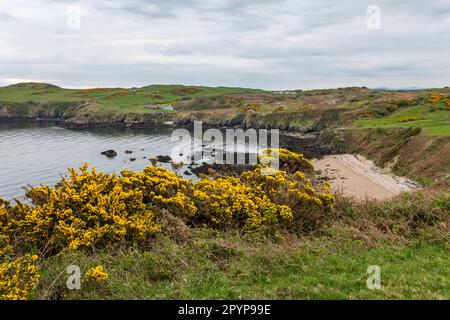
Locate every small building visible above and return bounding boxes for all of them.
[158,104,174,111]
[144,104,174,111]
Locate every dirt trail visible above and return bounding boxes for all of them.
[312,154,419,200]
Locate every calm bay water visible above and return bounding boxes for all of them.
[0,123,180,201]
[0,122,259,201]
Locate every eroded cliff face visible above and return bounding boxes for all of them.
[0,103,9,117]
[0,101,175,127]
[173,108,348,133]
[0,101,81,121]
[341,127,450,184]
[0,96,350,133]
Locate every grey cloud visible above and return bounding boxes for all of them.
[0,12,17,21]
[0,0,449,89]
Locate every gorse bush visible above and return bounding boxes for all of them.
[2,153,330,238]
[1,203,40,301]
[259,148,314,174]
[0,254,39,300]
[242,167,334,230]
[120,166,197,218]
[192,176,293,228]
[84,265,109,282]
[6,165,161,252]
[190,148,332,229]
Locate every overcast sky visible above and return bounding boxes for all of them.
[0,0,449,89]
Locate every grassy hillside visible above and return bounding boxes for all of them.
[1,82,448,183]
[0,83,263,116]
[1,83,449,136]
[355,104,450,136]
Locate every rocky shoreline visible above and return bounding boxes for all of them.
[0,112,344,159]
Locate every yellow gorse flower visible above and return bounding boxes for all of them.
[0,255,39,300]
[84,265,109,282]
[193,176,293,228]
[1,164,161,252]
[259,148,314,174]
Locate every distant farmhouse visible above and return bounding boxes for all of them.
[273,90,297,95]
[145,103,174,111]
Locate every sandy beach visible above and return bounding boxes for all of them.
[312,154,420,200]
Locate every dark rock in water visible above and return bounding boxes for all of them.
[192,163,255,177]
[101,149,117,158]
[125,150,133,154]
[184,170,192,176]
[156,155,172,163]
[130,158,136,162]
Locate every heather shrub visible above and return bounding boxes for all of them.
[332,191,450,244]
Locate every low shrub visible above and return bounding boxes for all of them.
[2,165,161,253]
[0,254,39,300]
[192,176,292,229]
[120,166,197,218]
[259,148,314,174]
[242,167,334,230]
[84,265,109,282]
[332,191,450,244]
[399,117,422,123]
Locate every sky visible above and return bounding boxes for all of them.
[0,0,449,90]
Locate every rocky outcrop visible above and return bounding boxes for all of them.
[156,155,172,163]
[101,150,117,158]
[0,103,11,117]
[0,98,349,133]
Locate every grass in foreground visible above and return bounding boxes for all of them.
[33,233,449,300]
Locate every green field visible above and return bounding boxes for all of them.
[355,104,450,136]
[1,83,449,136]
[0,83,263,114]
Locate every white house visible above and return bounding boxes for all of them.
[145,104,174,111]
